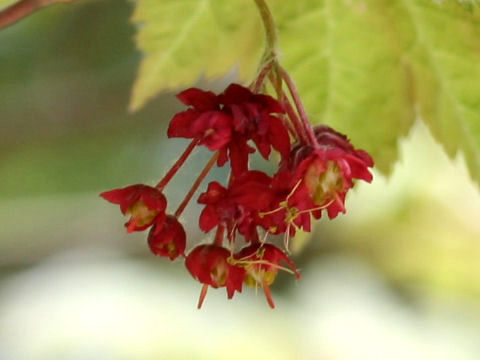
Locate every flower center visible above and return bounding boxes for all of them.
[244,269,277,288]
[127,200,159,227]
[306,161,344,205]
[210,261,228,287]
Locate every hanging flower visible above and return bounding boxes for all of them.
[234,243,300,308]
[185,245,246,308]
[148,215,186,260]
[100,184,167,233]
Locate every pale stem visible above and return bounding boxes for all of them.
[253,0,277,59]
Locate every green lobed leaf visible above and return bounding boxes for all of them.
[131,0,480,185]
[129,0,263,111]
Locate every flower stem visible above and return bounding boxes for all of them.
[174,151,219,218]
[156,138,199,191]
[282,95,308,143]
[214,224,225,246]
[251,59,274,93]
[277,65,318,146]
[268,71,305,142]
[253,0,277,60]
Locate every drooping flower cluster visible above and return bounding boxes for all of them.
[101,68,373,308]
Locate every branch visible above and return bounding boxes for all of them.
[0,0,74,30]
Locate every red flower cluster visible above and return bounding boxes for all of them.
[101,79,373,308]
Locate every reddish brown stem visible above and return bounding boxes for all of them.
[267,72,302,142]
[280,114,296,139]
[174,151,219,218]
[156,138,199,191]
[251,60,274,93]
[282,95,308,144]
[213,224,225,247]
[0,0,73,30]
[277,65,318,147]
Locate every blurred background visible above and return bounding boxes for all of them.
[1,1,480,359]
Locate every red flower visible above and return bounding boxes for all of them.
[100,184,167,232]
[148,215,186,260]
[219,83,290,159]
[168,84,290,176]
[197,181,230,233]
[176,87,219,111]
[185,245,245,308]
[234,243,300,308]
[167,88,232,150]
[198,172,275,242]
[285,126,374,219]
[257,170,314,237]
[168,109,233,151]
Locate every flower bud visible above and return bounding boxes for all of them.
[148,215,186,260]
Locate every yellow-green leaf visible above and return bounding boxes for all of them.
[131,0,480,185]
[129,0,263,112]
[271,0,480,181]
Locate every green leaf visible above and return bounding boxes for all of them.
[271,0,480,181]
[131,0,480,184]
[129,0,263,111]
[454,0,480,12]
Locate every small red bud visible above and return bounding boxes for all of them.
[148,215,186,260]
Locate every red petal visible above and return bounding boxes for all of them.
[267,115,291,158]
[228,137,254,177]
[217,148,229,167]
[198,181,227,204]
[230,104,250,133]
[100,184,142,213]
[229,171,274,209]
[176,88,218,111]
[199,205,220,233]
[226,265,245,299]
[220,83,252,104]
[141,188,167,211]
[262,281,275,309]
[355,149,374,167]
[252,93,285,114]
[191,111,233,150]
[167,109,200,138]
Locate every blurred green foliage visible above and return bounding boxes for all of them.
[0,0,178,198]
